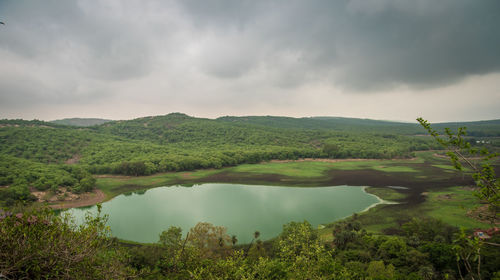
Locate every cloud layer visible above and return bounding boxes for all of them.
[0,0,499,122]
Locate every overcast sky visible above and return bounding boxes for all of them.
[0,0,499,123]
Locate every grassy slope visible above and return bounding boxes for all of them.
[317,185,491,241]
[95,155,432,196]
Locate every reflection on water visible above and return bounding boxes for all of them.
[66,184,381,243]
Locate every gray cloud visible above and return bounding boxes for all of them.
[0,0,499,121]
[178,0,500,89]
[0,0,167,81]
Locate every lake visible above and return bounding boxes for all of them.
[66,184,382,244]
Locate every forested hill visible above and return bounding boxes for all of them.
[50,118,112,127]
[217,115,420,134]
[1,113,500,206]
[433,119,500,136]
[217,115,500,136]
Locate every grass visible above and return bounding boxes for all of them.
[432,164,460,171]
[228,161,333,177]
[423,186,491,229]
[95,155,431,197]
[371,165,417,172]
[95,152,440,194]
[318,187,407,239]
[92,151,493,241]
[365,187,407,201]
[230,157,423,177]
[344,186,491,235]
[328,160,379,171]
[328,160,418,173]
[96,169,223,197]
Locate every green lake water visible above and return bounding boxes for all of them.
[66,184,381,244]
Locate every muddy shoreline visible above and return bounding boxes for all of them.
[48,189,106,210]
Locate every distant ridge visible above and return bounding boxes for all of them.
[50,118,113,127]
[41,114,500,135]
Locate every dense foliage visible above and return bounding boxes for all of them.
[3,208,499,279]
[0,207,135,279]
[0,156,95,206]
[418,118,499,218]
[134,218,500,279]
[50,118,112,127]
[2,114,499,206]
[1,116,500,278]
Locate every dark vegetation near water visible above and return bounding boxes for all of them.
[2,208,500,279]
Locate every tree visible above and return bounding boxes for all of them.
[159,226,182,250]
[417,117,499,219]
[367,260,395,280]
[402,217,457,243]
[418,118,500,280]
[0,207,134,279]
[323,143,340,158]
[276,221,338,278]
[186,222,232,259]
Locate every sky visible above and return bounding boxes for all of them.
[0,0,499,123]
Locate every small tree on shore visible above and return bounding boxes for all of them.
[418,118,500,280]
[417,117,499,218]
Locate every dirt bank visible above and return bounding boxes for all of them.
[49,189,106,210]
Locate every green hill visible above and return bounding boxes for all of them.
[51,118,112,127]
[2,113,499,206]
[218,115,500,136]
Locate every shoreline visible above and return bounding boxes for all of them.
[48,189,107,210]
[361,186,399,213]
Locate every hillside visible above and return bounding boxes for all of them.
[50,118,113,127]
[217,115,420,133]
[2,113,500,279]
[434,119,500,136]
[2,113,500,206]
[218,115,500,136]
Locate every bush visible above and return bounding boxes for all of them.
[0,207,134,279]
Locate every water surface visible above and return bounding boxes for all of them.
[66,184,381,243]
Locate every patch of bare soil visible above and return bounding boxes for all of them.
[31,187,78,203]
[47,189,106,210]
[436,193,454,200]
[467,205,500,225]
[65,154,81,164]
[180,172,193,179]
[95,174,133,179]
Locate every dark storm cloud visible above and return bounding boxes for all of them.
[0,69,110,107]
[1,0,499,89]
[178,0,500,89]
[0,0,499,121]
[0,0,158,81]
